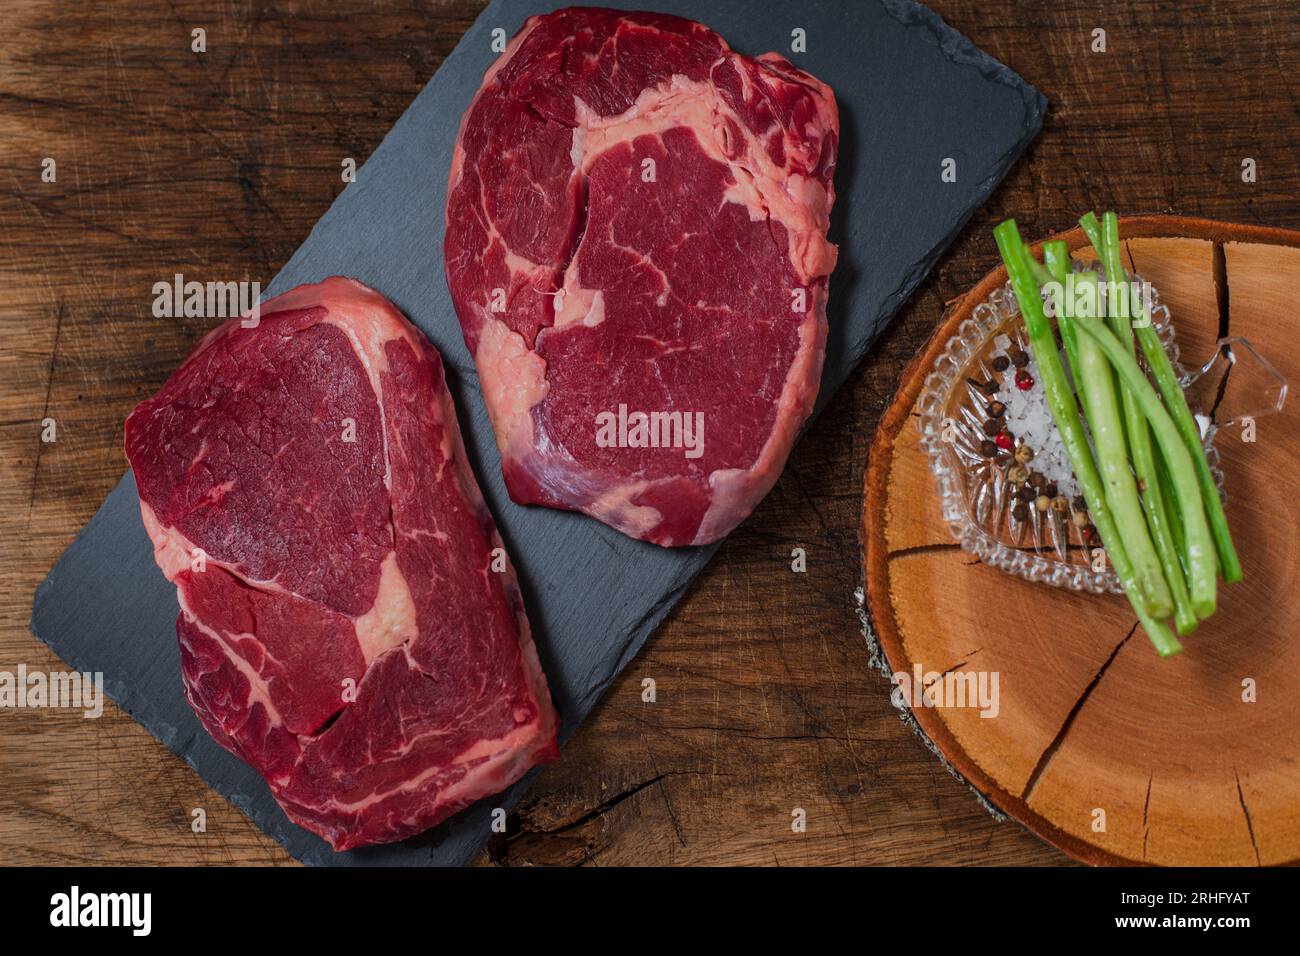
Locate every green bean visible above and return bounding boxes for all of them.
[1079,212,1105,261]
[1042,240,1086,413]
[1096,214,1193,632]
[994,221,1181,655]
[1133,320,1243,584]
[1142,441,1197,634]
[1071,270,1173,619]
[1091,208,1239,581]
[1155,442,1187,561]
[1071,311,1218,618]
[1042,240,1073,280]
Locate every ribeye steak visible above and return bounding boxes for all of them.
[124,277,558,851]
[444,7,839,546]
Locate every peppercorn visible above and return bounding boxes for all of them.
[1012,502,1029,522]
[1014,368,1035,391]
[1017,486,1037,503]
[1072,511,1090,529]
[1042,481,1059,499]
[987,400,1006,418]
[979,439,998,457]
[1051,495,1070,515]
[1014,444,1034,464]
[1072,495,1086,511]
[1007,464,1029,485]
[1028,471,1047,489]
[967,377,997,396]
[982,418,1001,436]
[991,354,1011,372]
[994,432,1014,451]
[1034,494,1051,512]
[1009,348,1030,368]
[1083,524,1099,545]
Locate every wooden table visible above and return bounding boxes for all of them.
[2,0,1296,866]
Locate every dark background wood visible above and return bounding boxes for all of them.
[1,0,1295,866]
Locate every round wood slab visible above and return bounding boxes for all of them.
[863,216,1300,866]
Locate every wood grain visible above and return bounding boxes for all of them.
[2,0,1299,866]
[864,217,1300,865]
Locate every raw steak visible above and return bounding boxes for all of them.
[124,277,558,851]
[444,7,839,546]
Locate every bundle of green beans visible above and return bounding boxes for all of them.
[992,213,1240,656]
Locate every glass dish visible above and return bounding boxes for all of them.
[916,263,1288,594]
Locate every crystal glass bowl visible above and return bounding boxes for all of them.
[916,266,1288,594]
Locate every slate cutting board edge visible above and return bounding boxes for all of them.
[28,0,1045,866]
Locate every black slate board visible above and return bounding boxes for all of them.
[29,0,1044,866]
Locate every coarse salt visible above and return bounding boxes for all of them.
[997,349,1081,498]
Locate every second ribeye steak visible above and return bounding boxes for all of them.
[444,7,839,546]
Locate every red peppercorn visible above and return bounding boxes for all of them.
[1014,368,1035,391]
[994,432,1014,450]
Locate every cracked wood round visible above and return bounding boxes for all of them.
[863,216,1300,866]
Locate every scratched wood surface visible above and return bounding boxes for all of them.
[1,0,1297,866]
